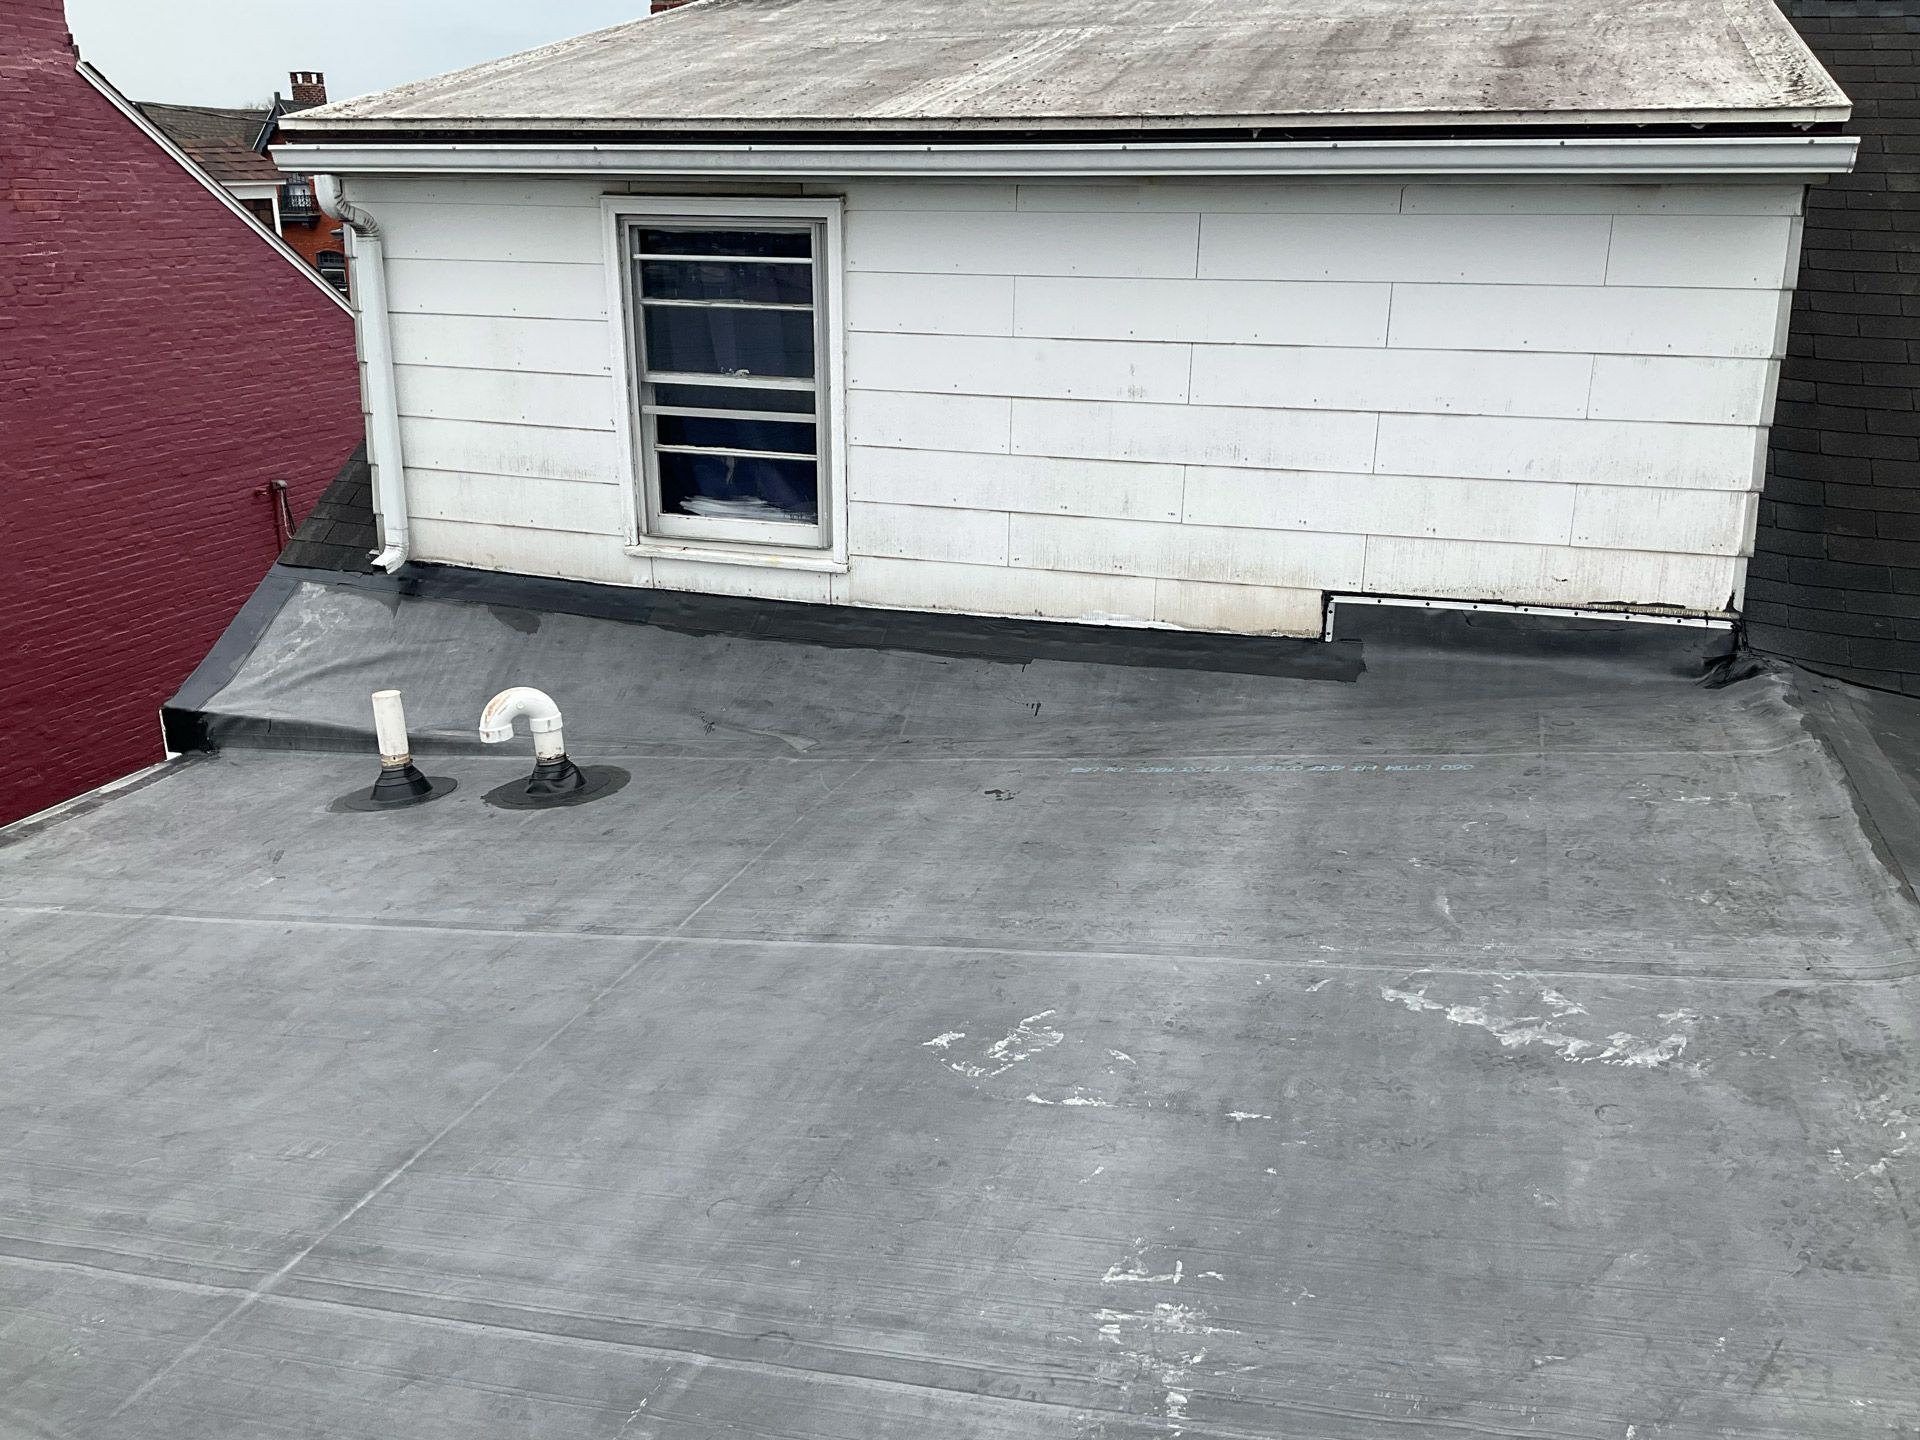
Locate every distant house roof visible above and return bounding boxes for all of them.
[280,0,1848,140]
[137,101,279,185]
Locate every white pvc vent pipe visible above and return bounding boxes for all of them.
[478,687,566,761]
[371,689,412,766]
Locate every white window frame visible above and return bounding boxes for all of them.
[604,195,848,572]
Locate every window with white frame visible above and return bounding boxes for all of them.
[615,201,839,555]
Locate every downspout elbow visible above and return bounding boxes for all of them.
[315,174,378,238]
[317,175,408,573]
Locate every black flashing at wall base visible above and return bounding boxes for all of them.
[316,562,1370,682]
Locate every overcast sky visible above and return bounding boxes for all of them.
[65,0,650,107]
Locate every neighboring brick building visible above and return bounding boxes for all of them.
[0,0,363,825]
[1749,0,1920,692]
[139,72,349,292]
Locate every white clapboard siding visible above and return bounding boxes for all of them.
[349,176,606,211]
[410,518,636,586]
[840,183,1019,211]
[1363,536,1740,613]
[384,257,607,321]
[408,471,629,535]
[1605,216,1800,289]
[649,556,837,604]
[1013,398,1378,473]
[1014,181,1402,214]
[399,416,621,484]
[845,555,1159,624]
[1570,487,1758,557]
[845,209,1201,278]
[1153,578,1325,635]
[1182,468,1576,547]
[849,500,1010,565]
[1188,345,1592,418]
[366,200,605,265]
[847,333,1192,404]
[850,446,1184,523]
[846,273,1015,336]
[1399,183,1805,216]
[1011,513,1367,590]
[1200,213,1613,285]
[1375,414,1763,491]
[847,390,1010,453]
[1387,283,1786,357]
[362,175,1797,635]
[387,314,612,377]
[393,365,617,432]
[1012,276,1391,347]
[1586,356,1779,425]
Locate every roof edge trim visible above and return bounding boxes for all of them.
[273,135,1859,182]
[277,104,1853,137]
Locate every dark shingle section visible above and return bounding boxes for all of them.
[1752,1,1920,694]
[136,102,279,185]
[280,443,377,573]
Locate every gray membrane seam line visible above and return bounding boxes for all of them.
[10,1249,1586,1440]
[7,904,1914,987]
[195,739,1826,765]
[200,1291,1612,1440]
[0,1250,247,1301]
[99,759,879,1428]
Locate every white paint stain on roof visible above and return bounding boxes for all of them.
[1382,982,1701,1072]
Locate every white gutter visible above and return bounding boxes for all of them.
[272,134,1858,181]
[315,175,409,573]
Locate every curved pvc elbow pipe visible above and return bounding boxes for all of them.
[479,687,567,761]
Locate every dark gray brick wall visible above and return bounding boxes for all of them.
[1752,0,1920,692]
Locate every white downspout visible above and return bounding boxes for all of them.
[315,174,409,572]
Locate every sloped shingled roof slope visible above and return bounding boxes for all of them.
[136,101,278,184]
[281,0,1848,137]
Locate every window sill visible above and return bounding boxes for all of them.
[626,539,849,574]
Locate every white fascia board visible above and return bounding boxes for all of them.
[77,62,350,313]
[225,180,283,199]
[272,134,1858,182]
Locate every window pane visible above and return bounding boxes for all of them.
[658,451,818,525]
[643,304,815,379]
[652,382,815,413]
[657,414,816,455]
[639,259,812,305]
[637,227,811,260]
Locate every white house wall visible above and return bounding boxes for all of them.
[345,174,1806,634]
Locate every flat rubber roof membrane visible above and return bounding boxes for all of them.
[2,584,1917,1437]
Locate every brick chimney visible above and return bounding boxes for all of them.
[288,70,327,106]
[651,1,696,11]
[3,0,79,60]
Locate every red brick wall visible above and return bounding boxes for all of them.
[278,213,349,276]
[0,0,364,825]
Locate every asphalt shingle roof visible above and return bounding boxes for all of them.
[137,101,279,185]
